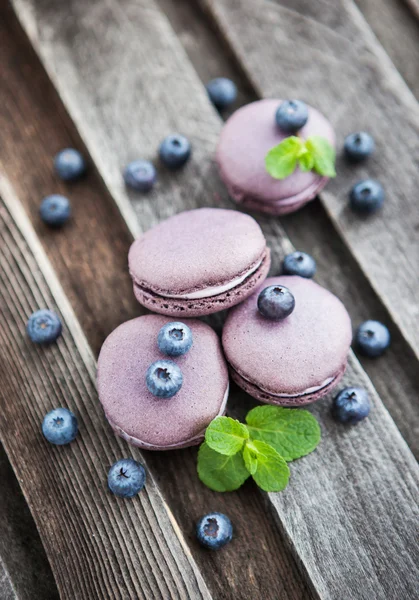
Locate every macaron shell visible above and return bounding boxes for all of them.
[216,99,335,212]
[97,315,229,449]
[128,208,267,296]
[222,276,351,405]
[132,247,270,317]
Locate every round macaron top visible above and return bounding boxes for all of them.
[128,208,267,296]
[216,99,335,204]
[222,276,351,397]
[97,315,229,448]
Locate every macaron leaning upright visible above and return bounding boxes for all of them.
[97,315,229,450]
[222,276,351,406]
[128,207,270,317]
[216,99,336,215]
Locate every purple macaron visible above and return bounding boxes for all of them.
[216,99,335,215]
[128,208,270,317]
[97,315,229,450]
[222,276,351,406]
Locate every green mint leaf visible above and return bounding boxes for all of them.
[265,136,304,180]
[298,148,314,172]
[197,442,250,492]
[205,416,249,456]
[249,440,290,492]
[305,136,336,177]
[246,405,321,461]
[243,441,258,475]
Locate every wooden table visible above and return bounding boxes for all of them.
[1,0,418,598]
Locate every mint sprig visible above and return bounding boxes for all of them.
[265,135,336,180]
[197,406,321,493]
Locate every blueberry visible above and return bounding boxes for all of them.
[283,251,316,279]
[344,132,375,162]
[146,360,183,398]
[257,285,295,320]
[108,458,146,498]
[159,134,191,169]
[54,148,86,181]
[350,180,384,213]
[27,309,62,344]
[40,195,71,227]
[355,320,390,357]
[333,387,370,424]
[124,160,156,192]
[206,78,237,110]
[158,322,193,357]
[196,512,233,550]
[275,100,309,133]
[42,407,78,445]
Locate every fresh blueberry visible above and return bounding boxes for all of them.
[257,285,295,320]
[355,320,390,357]
[159,134,191,169]
[350,180,384,213]
[344,132,375,162]
[283,251,316,279]
[108,458,146,498]
[158,322,193,357]
[54,148,86,181]
[124,160,156,192]
[196,512,233,550]
[42,407,78,445]
[206,78,237,110]
[27,309,62,344]
[40,195,71,227]
[275,100,309,133]
[333,387,370,424]
[146,360,183,398]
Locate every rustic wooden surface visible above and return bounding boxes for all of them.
[1,0,419,598]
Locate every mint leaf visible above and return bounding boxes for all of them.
[246,405,321,461]
[197,442,250,492]
[298,148,314,172]
[243,442,258,475]
[265,136,304,179]
[305,136,336,177]
[249,440,290,492]
[205,416,249,456]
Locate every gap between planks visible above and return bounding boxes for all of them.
[9,1,419,599]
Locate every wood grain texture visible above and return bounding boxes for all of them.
[0,5,314,600]
[0,175,212,600]
[159,0,419,459]
[11,0,419,598]
[200,0,419,366]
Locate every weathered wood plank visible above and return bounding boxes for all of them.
[0,5,312,600]
[0,559,17,600]
[11,0,419,598]
[0,175,212,600]
[200,0,419,369]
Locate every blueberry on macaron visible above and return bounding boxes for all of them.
[159,134,191,169]
[108,458,146,498]
[196,512,233,550]
[344,132,375,162]
[355,320,390,357]
[206,78,237,111]
[257,285,295,320]
[42,407,78,445]
[275,100,309,133]
[158,322,193,357]
[146,360,183,398]
[54,148,86,181]
[333,387,370,423]
[124,160,156,192]
[350,179,384,213]
[27,309,62,344]
[283,251,316,279]
[40,195,71,227]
